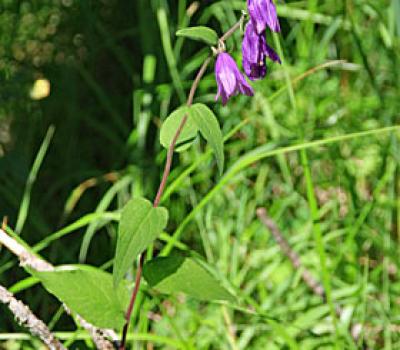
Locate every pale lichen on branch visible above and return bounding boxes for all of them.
[0,228,116,350]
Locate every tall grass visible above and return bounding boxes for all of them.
[0,0,399,349]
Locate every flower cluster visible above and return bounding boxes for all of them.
[215,0,281,105]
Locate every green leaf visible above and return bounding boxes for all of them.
[32,265,129,330]
[176,26,219,46]
[143,256,235,302]
[394,0,400,36]
[189,103,224,174]
[113,197,168,287]
[160,106,199,152]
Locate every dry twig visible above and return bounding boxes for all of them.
[256,208,366,344]
[0,284,66,350]
[0,228,116,350]
[256,208,326,299]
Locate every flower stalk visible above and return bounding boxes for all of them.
[120,2,281,347]
[118,16,248,350]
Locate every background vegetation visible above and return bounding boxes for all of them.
[0,0,399,349]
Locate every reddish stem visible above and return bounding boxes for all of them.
[119,16,244,350]
[119,254,144,350]
[118,57,210,350]
[153,115,188,207]
[153,55,212,207]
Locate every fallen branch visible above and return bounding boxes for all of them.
[256,208,326,300]
[256,208,365,344]
[0,228,117,350]
[0,283,66,350]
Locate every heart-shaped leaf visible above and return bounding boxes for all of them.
[143,256,235,302]
[160,106,199,152]
[32,265,129,330]
[189,103,224,174]
[113,197,168,287]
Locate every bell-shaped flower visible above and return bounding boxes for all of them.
[215,52,254,105]
[247,0,280,34]
[242,21,281,80]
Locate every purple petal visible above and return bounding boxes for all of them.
[242,22,267,80]
[265,0,280,32]
[242,22,260,66]
[218,54,239,96]
[237,74,254,96]
[220,89,229,106]
[265,44,281,63]
[247,0,267,34]
[247,0,280,34]
[242,21,280,80]
[215,52,254,105]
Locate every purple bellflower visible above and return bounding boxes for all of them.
[215,52,254,105]
[247,0,280,34]
[242,21,281,80]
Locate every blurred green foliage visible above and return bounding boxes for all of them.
[0,0,400,349]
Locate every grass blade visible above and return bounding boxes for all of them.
[15,126,55,235]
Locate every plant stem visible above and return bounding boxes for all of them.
[119,57,211,350]
[119,15,245,350]
[219,17,243,42]
[119,254,144,349]
[153,56,212,208]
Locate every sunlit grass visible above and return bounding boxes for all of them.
[0,0,399,349]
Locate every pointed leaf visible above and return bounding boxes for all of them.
[189,103,224,174]
[143,256,235,302]
[176,26,219,46]
[32,265,129,330]
[160,106,199,152]
[113,197,168,287]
